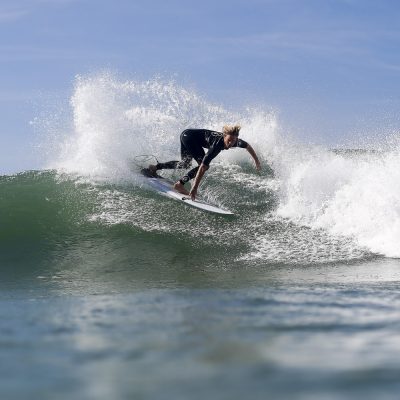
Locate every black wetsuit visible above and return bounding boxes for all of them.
[155,129,248,183]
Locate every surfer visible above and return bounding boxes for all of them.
[148,126,261,201]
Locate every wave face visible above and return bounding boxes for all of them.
[7,73,399,267]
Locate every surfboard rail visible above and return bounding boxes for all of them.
[141,169,233,215]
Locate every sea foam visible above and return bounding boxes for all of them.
[37,73,400,259]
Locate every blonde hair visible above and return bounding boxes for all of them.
[223,125,241,136]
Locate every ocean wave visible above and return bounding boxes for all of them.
[20,73,400,262]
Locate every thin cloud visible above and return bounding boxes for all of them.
[0,8,29,22]
[0,44,122,62]
[206,30,368,56]
[196,27,400,72]
[0,0,85,23]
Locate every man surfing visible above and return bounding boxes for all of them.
[147,125,261,201]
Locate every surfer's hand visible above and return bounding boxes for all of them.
[255,161,261,171]
[189,187,197,201]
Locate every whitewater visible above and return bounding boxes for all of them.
[29,73,400,260]
[3,73,400,400]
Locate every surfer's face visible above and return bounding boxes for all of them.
[224,134,238,149]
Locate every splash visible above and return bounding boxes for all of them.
[35,72,400,260]
[277,147,400,258]
[44,73,277,183]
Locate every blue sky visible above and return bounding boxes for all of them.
[1,0,400,173]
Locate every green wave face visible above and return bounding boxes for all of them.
[0,168,372,287]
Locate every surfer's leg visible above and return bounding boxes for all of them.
[148,160,181,176]
[179,166,198,183]
[177,143,193,169]
[174,159,201,193]
[155,161,180,169]
[178,148,205,185]
[172,134,201,193]
[149,140,192,174]
[173,139,192,193]
[173,181,190,195]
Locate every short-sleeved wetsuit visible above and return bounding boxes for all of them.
[155,129,248,183]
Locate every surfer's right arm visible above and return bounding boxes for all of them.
[246,144,261,171]
[189,163,209,201]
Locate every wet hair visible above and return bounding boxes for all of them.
[223,125,241,136]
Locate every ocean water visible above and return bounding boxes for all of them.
[2,75,400,399]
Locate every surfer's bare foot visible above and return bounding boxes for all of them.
[174,181,189,195]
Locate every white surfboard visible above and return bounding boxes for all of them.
[141,170,233,215]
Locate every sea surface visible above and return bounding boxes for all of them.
[2,168,400,400]
[2,75,400,399]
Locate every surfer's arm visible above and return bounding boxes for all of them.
[189,163,208,201]
[246,144,261,171]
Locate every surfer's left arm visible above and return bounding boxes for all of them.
[189,163,208,201]
[246,144,261,171]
